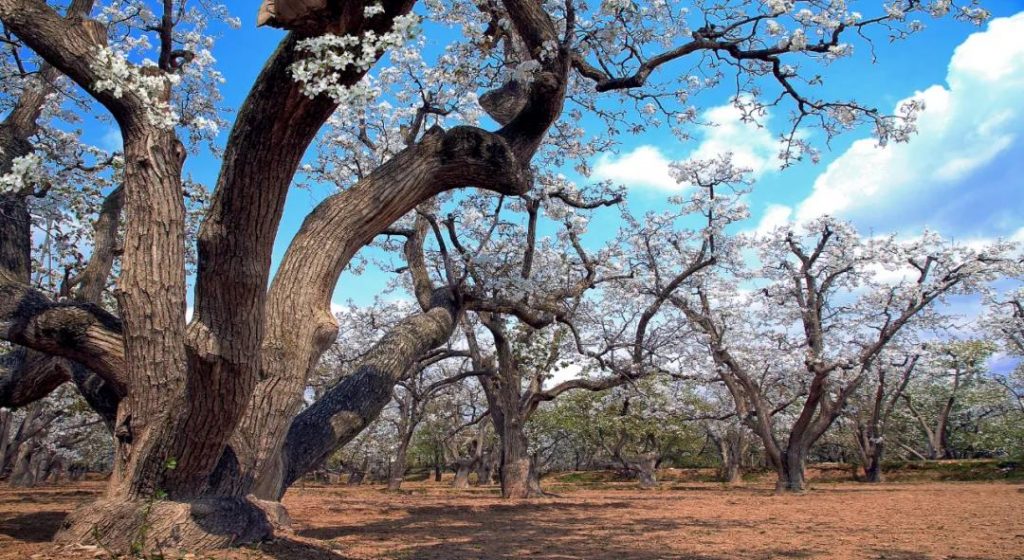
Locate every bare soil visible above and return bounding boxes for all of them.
[0,475,1021,559]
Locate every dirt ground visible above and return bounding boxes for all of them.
[0,477,1021,559]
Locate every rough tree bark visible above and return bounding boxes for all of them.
[710,427,747,485]
[0,0,568,550]
[473,448,495,486]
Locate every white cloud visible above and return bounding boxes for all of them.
[592,145,679,191]
[795,12,1024,224]
[754,203,793,236]
[592,100,781,191]
[689,102,779,178]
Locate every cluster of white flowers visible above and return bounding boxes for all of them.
[929,0,952,17]
[513,59,543,83]
[875,97,925,145]
[538,40,560,63]
[827,43,853,59]
[601,0,635,14]
[787,28,808,51]
[90,47,180,129]
[884,2,906,20]
[765,19,785,36]
[290,13,420,103]
[0,153,44,194]
[766,0,794,16]
[959,6,991,25]
[830,105,858,126]
[363,2,386,17]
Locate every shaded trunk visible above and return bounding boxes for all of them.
[387,432,413,491]
[347,459,368,486]
[8,441,38,486]
[497,421,542,498]
[864,442,884,483]
[713,429,747,485]
[776,449,807,493]
[857,425,885,483]
[474,450,495,486]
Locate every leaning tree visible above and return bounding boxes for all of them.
[0,0,994,550]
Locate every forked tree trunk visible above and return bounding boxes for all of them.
[477,324,545,499]
[721,457,742,485]
[857,426,885,483]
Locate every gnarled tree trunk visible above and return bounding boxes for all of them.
[0,0,567,552]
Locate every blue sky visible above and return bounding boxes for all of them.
[74,2,1024,310]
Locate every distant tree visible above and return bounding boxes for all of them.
[675,222,1014,491]
[849,347,923,481]
[902,340,996,460]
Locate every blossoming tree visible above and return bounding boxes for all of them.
[0,0,994,551]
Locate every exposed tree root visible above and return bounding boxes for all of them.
[54,495,289,554]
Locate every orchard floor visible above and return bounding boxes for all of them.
[0,477,1021,559]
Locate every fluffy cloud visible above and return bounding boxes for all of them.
[754,203,794,236]
[592,100,780,191]
[794,13,1024,226]
[591,145,679,191]
[688,102,779,178]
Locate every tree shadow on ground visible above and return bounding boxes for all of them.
[294,500,789,559]
[245,538,357,560]
[0,511,68,542]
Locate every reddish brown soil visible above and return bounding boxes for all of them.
[1,478,1021,559]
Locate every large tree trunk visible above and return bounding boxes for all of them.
[496,418,543,498]
[776,448,808,493]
